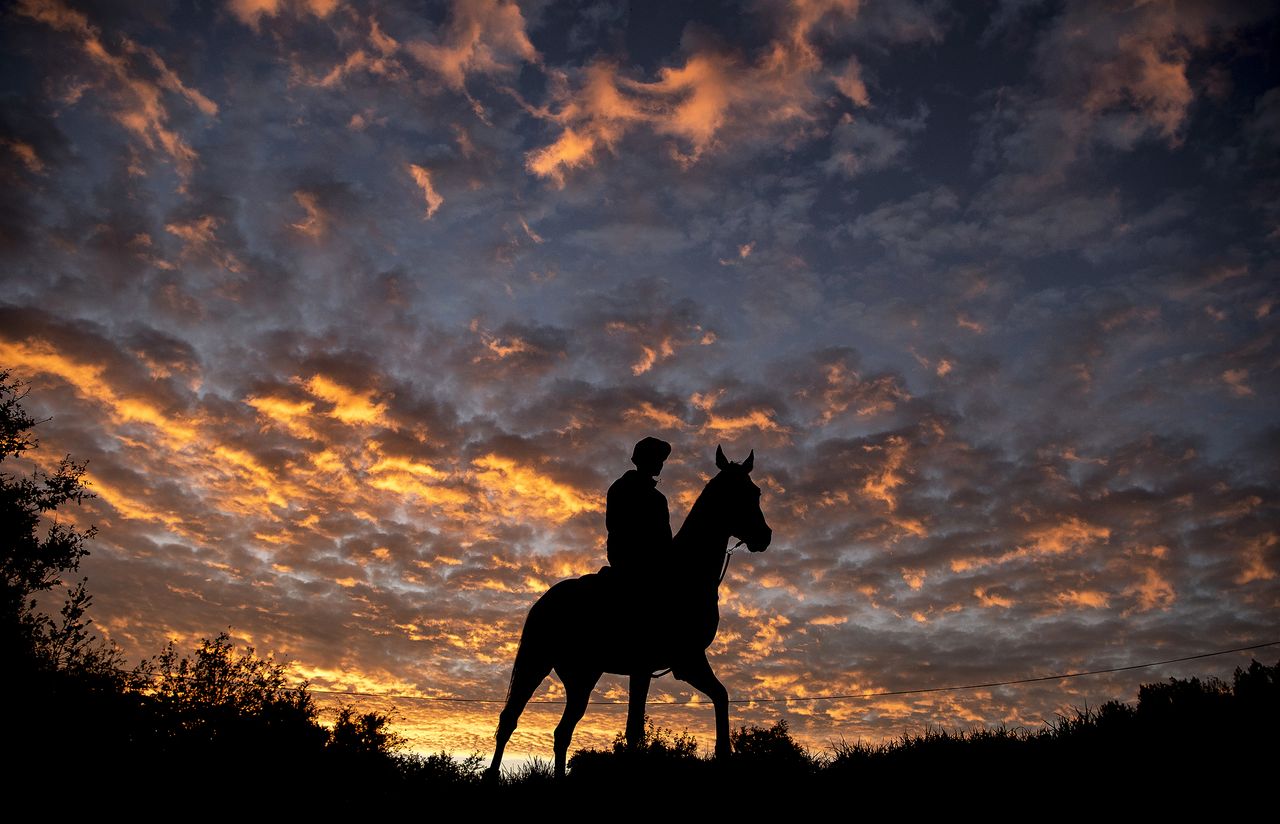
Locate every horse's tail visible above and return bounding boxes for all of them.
[497,586,561,737]
[505,596,552,697]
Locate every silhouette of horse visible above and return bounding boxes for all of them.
[488,446,773,779]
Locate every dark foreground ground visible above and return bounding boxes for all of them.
[13,654,1277,815]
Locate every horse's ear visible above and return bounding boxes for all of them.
[715,444,730,470]
[742,450,754,473]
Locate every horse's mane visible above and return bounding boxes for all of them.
[672,466,734,552]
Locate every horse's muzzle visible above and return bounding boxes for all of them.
[747,528,772,553]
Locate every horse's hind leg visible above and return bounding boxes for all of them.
[488,659,551,780]
[553,669,600,778]
[678,653,731,759]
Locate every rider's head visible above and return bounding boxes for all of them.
[631,436,671,478]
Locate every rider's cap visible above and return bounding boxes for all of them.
[631,436,672,467]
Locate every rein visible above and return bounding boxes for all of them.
[719,539,746,584]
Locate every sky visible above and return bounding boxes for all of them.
[2,0,1277,761]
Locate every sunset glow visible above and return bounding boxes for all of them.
[2,0,1277,761]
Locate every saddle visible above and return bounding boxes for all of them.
[581,565,699,671]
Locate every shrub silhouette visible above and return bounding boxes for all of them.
[729,718,814,774]
[139,631,329,765]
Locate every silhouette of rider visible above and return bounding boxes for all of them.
[606,436,673,587]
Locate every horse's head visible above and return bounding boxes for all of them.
[713,445,772,553]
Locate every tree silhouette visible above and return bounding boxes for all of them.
[0,368,119,677]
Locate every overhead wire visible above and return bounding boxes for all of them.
[296,639,1280,706]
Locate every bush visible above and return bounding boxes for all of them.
[142,631,326,750]
[729,718,815,774]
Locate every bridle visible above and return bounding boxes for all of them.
[718,539,746,584]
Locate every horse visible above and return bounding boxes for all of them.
[487,446,773,779]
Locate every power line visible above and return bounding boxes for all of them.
[300,640,1280,706]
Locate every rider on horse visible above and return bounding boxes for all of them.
[605,436,673,591]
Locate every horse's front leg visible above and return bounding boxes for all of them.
[678,653,731,759]
[627,673,651,749]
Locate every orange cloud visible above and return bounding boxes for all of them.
[367,466,472,512]
[18,0,215,178]
[1124,567,1176,612]
[1054,589,1110,610]
[471,454,601,523]
[246,393,318,440]
[974,587,1013,609]
[308,18,405,88]
[860,435,909,508]
[303,375,389,427]
[86,472,188,531]
[227,0,282,30]
[815,361,910,423]
[952,517,1111,572]
[692,390,788,439]
[525,1,872,185]
[632,338,676,376]
[525,62,647,186]
[1236,533,1276,585]
[604,318,714,376]
[0,338,198,446]
[742,614,791,662]
[4,138,46,173]
[518,216,543,244]
[407,0,538,91]
[624,402,687,432]
[1221,368,1253,397]
[407,164,444,219]
[834,58,869,107]
[166,216,243,272]
[227,0,337,31]
[290,192,327,239]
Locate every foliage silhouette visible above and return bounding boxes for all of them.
[0,371,447,809]
[0,368,115,677]
[729,718,814,775]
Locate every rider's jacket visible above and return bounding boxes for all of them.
[605,469,672,579]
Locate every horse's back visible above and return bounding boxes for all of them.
[521,567,717,675]
[524,570,608,629]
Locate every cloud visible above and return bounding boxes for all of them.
[407,0,539,91]
[824,105,927,178]
[290,191,327,239]
[2,1,1277,760]
[15,0,217,178]
[525,0,943,185]
[227,0,338,32]
[976,0,1267,189]
[4,139,46,174]
[407,164,444,218]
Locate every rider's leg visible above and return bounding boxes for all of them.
[627,673,651,749]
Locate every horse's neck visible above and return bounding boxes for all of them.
[674,490,730,570]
